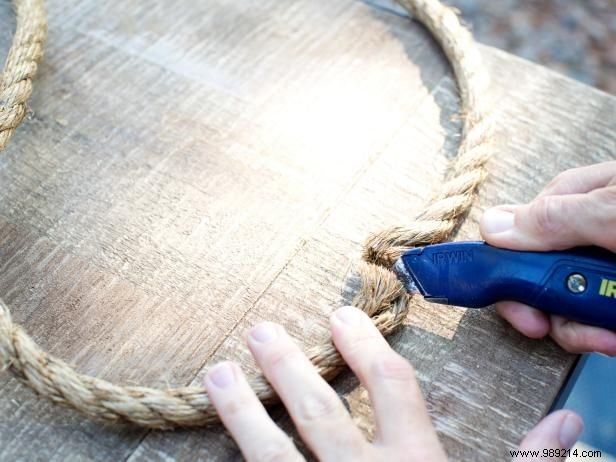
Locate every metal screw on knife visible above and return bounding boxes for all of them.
[567,273,587,294]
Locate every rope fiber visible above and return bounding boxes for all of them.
[0,0,493,428]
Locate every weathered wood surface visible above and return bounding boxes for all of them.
[0,0,614,460]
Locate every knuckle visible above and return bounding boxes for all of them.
[219,392,256,418]
[295,391,343,424]
[555,338,583,354]
[372,353,416,383]
[545,170,569,190]
[552,327,588,354]
[590,187,616,250]
[556,167,577,182]
[597,185,616,204]
[251,438,298,462]
[542,167,579,194]
[263,344,302,370]
[529,196,564,234]
[329,435,372,459]
[342,331,382,361]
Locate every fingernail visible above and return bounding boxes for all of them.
[207,362,236,388]
[334,306,361,326]
[559,413,583,449]
[482,208,515,234]
[250,322,279,343]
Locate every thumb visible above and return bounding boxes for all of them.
[513,410,583,462]
[480,189,616,252]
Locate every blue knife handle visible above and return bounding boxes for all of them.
[399,241,616,330]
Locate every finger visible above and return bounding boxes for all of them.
[204,361,305,462]
[495,302,551,339]
[330,306,444,456]
[549,316,616,356]
[246,322,373,461]
[480,188,616,252]
[514,410,583,462]
[538,161,616,197]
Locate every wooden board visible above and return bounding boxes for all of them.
[0,0,614,460]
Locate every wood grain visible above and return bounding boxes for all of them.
[0,0,614,460]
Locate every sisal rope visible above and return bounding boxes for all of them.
[0,0,494,428]
[0,0,45,151]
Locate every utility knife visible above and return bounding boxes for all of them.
[393,241,616,330]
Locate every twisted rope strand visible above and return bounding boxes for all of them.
[0,0,46,151]
[0,0,493,428]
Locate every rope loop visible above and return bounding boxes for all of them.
[0,0,493,428]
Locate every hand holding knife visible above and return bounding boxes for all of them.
[393,241,616,330]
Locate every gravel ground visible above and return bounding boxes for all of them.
[446,0,616,94]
